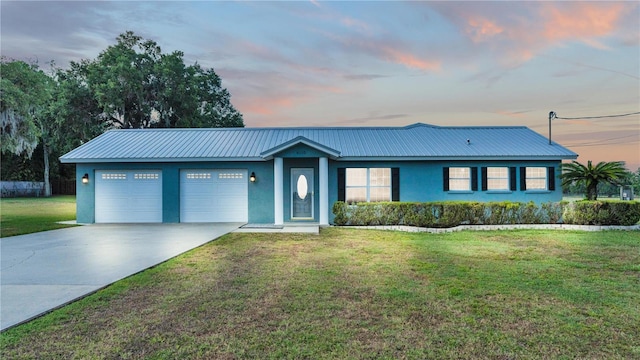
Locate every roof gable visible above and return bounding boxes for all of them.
[260,136,340,160]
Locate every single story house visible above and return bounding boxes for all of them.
[60,123,578,225]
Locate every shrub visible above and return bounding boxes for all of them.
[332,201,348,226]
[404,203,435,227]
[520,201,539,224]
[541,202,563,224]
[436,202,481,227]
[562,201,640,226]
[331,200,640,227]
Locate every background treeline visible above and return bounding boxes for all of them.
[1,32,244,195]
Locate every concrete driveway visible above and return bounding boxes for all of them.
[0,223,242,331]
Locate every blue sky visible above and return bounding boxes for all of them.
[2,1,638,169]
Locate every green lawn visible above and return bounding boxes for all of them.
[0,196,77,237]
[1,228,639,359]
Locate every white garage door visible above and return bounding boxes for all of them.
[95,170,162,223]
[180,169,248,223]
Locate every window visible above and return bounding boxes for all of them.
[487,167,508,190]
[449,167,470,191]
[101,173,126,180]
[219,172,243,179]
[186,173,211,179]
[345,168,391,203]
[134,173,159,180]
[525,167,547,190]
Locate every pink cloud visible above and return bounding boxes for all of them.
[542,3,624,44]
[465,17,504,43]
[564,119,594,127]
[495,110,527,119]
[380,46,441,71]
[433,2,633,65]
[340,16,370,34]
[320,30,441,71]
[239,96,295,116]
[222,67,346,121]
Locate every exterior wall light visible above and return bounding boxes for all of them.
[249,172,256,183]
[82,173,90,184]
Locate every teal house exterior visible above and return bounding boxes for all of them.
[60,123,577,225]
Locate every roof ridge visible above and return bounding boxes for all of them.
[434,125,529,129]
[104,123,530,132]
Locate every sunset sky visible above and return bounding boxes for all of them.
[2,1,638,169]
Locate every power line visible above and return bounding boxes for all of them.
[554,111,640,120]
[569,139,639,148]
[567,134,638,147]
[547,110,640,145]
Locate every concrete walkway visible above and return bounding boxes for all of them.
[0,223,242,331]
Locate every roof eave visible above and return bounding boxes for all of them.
[336,155,578,161]
[59,157,268,164]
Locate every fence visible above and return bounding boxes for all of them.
[51,179,76,195]
[0,181,45,197]
[0,180,76,197]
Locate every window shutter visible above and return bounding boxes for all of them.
[509,167,517,191]
[471,167,478,191]
[443,167,449,191]
[337,168,345,201]
[391,168,400,201]
[481,167,488,191]
[547,166,555,191]
[520,167,527,191]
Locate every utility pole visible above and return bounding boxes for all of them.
[548,111,556,145]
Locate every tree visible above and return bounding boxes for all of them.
[51,62,105,152]
[77,31,243,129]
[1,32,243,195]
[1,59,50,156]
[629,167,640,198]
[561,160,628,200]
[1,58,57,196]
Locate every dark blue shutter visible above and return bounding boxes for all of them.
[520,167,527,191]
[547,167,555,190]
[391,168,400,201]
[471,167,478,191]
[443,167,450,191]
[481,167,488,191]
[338,168,345,201]
[509,167,517,191]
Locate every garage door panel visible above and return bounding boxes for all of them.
[180,169,247,223]
[95,170,162,223]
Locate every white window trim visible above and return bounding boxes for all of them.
[525,167,547,190]
[487,167,509,191]
[345,168,391,203]
[449,167,471,191]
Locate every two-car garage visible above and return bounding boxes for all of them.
[94,169,248,223]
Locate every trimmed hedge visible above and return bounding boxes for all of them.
[562,200,640,226]
[332,200,640,227]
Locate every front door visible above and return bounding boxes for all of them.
[291,168,314,219]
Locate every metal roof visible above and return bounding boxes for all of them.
[59,123,578,163]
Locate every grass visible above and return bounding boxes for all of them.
[1,228,639,359]
[0,196,77,237]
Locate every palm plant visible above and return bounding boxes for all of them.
[561,160,627,200]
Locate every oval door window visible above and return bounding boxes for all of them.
[297,174,308,200]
